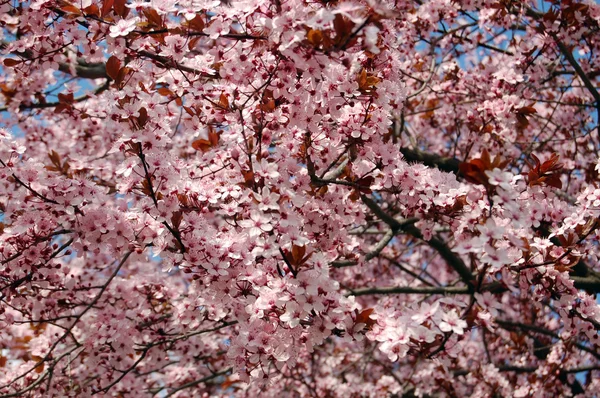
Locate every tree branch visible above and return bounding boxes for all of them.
[0,79,110,112]
[0,250,134,396]
[360,195,475,289]
[496,319,600,360]
[161,368,232,398]
[332,228,397,268]
[57,60,107,79]
[400,147,460,174]
[349,281,505,296]
[350,285,469,296]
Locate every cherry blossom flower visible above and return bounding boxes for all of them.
[280,301,303,328]
[238,211,273,237]
[109,18,139,38]
[439,310,468,335]
[412,301,440,325]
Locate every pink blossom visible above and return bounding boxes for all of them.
[109,18,139,38]
[1,1,600,396]
[412,301,440,325]
[439,310,468,335]
[238,211,273,237]
[280,301,303,328]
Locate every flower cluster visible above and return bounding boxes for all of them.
[1,0,600,396]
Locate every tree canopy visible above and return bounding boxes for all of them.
[1,0,600,396]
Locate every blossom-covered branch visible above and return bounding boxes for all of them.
[1,0,600,396]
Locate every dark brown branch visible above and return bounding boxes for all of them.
[309,157,475,288]
[1,230,72,266]
[94,347,150,395]
[360,195,475,290]
[572,275,600,293]
[332,227,400,268]
[496,319,600,360]
[137,50,217,79]
[400,147,460,174]
[137,146,186,254]
[161,368,232,398]
[133,28,266,41]
[553,40,600,105]
[351,285,469,296]
[0,250,134,396]
[0,158,59,205]
[385,256,437,287]
[1,39,107,80]
[349,281,505,296]
[57,60,107,79]
[0,79,111,112]
[311,147,600,293]
[454,364,600,376]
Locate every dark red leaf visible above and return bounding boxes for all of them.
[106,56,121,80]
[101,0,114,17]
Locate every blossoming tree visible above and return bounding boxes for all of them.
[1,0,600,396]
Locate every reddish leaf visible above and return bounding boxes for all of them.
[515,106,536,131]
[115,66,132,87]
[113,0,128,18]
[57,92,74,104]
[192,139,212,152]
[219,93,229,109]
[137,107,148,128]
[544,174,562,189]
[526,153,562,189]
[356,175,375,193]
[355,308,376,330]
[516,106,537,115]
[242,170,255,186]
[35,362,45,374]
[29,355,45,374]
[541,153,562,173]
[0,83,17,99]
[54,103,71,114]
[3,58,21,67]
[83,3,100,17]
[356,69,379,93]
[259,98,276,112]
[188,36,202,51]
[183,106,196,117]
[543,8,559,23]
[187,14,205,31]
[143,8,163,27]
[307,29,324,47]
[459,162,486,185]
[208,128,219,147]
[171,211,183,230]
[480,148,491,168]
[333,14,354,38]
[357,69,367,90]
[106,56,121,80]
[291,245,306,265]
[60,4,81,14]
[101,0,114,17]
[459,149,510,187]
[348,189,360,202]
[157,87,174,96]
[332,14,355,48]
